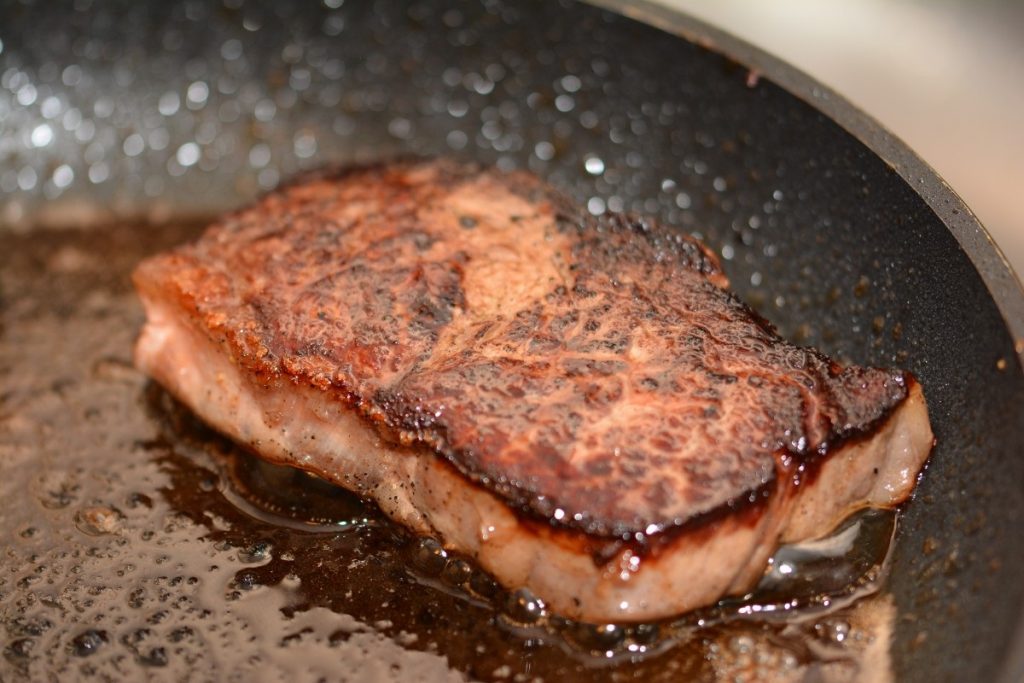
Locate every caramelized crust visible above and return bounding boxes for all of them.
[137,159,911,544]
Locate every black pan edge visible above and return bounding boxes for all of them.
[586,2,1024,681]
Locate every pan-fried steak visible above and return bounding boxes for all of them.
[133,159,933,621]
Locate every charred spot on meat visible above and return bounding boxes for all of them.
[132,158,933,621]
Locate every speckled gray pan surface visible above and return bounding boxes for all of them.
[1,1,1022,681]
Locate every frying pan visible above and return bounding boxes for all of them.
[1,1,1022,681]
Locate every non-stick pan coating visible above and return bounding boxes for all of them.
[1,1,1022,680]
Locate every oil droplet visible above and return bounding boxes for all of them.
[505,588,545,624]
[584,155,604,175]
[234,570,261,591]
[70,629,108,657]
[814,618,851,644]
[566,622,625,652]
[75,506,122,536]
[468,571,499,600]
[632,623,659,645]
[237,540,272,564]
[440,558,472,587]
[413,538,447,575]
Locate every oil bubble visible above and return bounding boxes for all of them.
[70,629,108,657]
[412,538,447,575]
[237,540,272,564]
[440,558,472,587]
[505,588,545,624]
[75,506,122,536]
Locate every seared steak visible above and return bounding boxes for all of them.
[133,159,933,621]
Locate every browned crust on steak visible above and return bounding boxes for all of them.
[135,158,910,544]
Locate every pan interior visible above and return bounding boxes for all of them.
[1,1,1022,681]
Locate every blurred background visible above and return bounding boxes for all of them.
[655,0,1024,276]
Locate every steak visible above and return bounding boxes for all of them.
[133,158,933,621]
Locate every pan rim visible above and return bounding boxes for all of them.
[585,2,1024,681]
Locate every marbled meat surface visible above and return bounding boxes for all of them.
[133,159,933,620]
